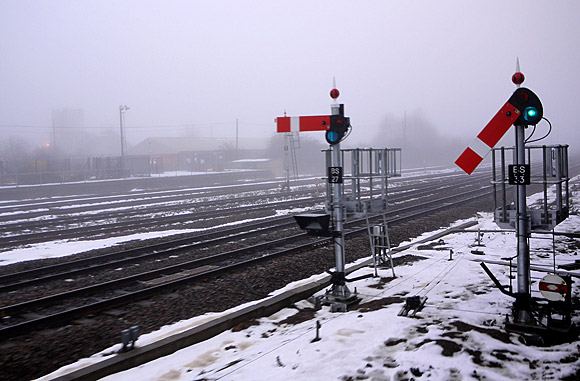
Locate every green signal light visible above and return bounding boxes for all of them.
[523,106,539,123]
[326,130,340,143]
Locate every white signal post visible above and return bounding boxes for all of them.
[512,61,532,323]
[274,85,357,310]
[455,60,537,324]
[327,91,354,308]
[514,116,531,303]
[328,78,348,304]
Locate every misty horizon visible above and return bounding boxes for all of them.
[1,1,578,170]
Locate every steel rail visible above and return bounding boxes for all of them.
[0,172,489,249]
[0,175,489,289]
[0,184,493,340]
[0,197,319,248]
[0,170,483,229]
[0,178,320,211]
[0,189,319,226]
[0,169,461,211]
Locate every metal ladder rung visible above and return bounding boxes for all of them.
[366,214,395,278]
[529,235,554,241]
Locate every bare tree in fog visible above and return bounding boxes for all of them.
[372,111,466,169]
[0,137,32,174]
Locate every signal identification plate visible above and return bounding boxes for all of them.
[328,167,343,184]
[508,164,530,185]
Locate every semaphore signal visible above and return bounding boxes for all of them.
[455,85,543,175]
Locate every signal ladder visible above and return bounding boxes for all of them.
[366,214,395,278]
[283,132,300,189]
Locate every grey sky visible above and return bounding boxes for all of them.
[1,1,578,154]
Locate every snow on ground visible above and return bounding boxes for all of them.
[38,176,580,381]
[0,206,321,266]
[0,231,198,266]
[0,170,260,192]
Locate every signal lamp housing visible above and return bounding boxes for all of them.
[325,114,350,145]
[294,213,333,236]
[508,87,543,126]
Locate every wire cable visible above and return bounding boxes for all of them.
[524,124,537,142]
[525,117,552,143]
[343,125,353,140]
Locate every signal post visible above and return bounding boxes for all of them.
[456,70,544,324]
[456,62,573,338]
[276,86,358,311]
[325,97,358,310]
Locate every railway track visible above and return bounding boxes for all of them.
[1,162,578,381]
[0,171,485,249]
[0,195,318,248]
[1,164,574,339]
[0,177,318,211]
[0,189,317,237]
[0,184,323,225]
[0,173,489,289]
[0,170,469,224]
[0,181,493,340]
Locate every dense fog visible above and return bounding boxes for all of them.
[1,1,578,179]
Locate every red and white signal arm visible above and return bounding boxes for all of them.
[276,115,331,133]
[455,102,521,174]
[538,273,568,301]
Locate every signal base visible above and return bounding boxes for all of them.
[321,285,360,312]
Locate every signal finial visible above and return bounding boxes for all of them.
[330,77,340,100]
[512,57,525,87]
[330,88,340,100]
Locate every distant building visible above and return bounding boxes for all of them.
[128,137,269,173]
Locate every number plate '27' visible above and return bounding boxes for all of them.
[328,167,343,184]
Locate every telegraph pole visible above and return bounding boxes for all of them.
[119,105,129,177]
[235,118,239,157]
